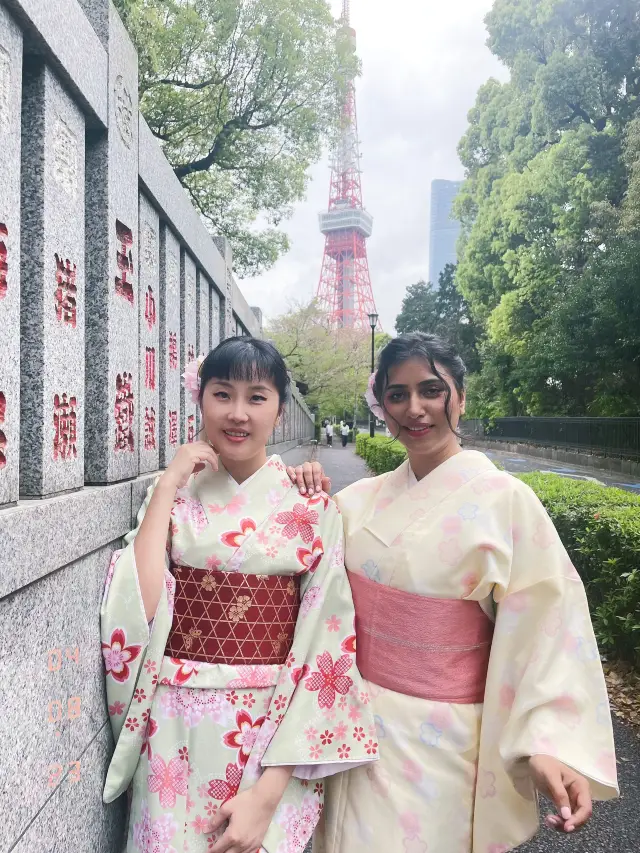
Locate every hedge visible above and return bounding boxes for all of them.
[355,435,640,667]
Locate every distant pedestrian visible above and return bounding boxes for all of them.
[325,421,333,447]
[341,421,350,447]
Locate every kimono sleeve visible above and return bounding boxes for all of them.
[100,478,173,744]
[260,499,378,779]
[481,480,619,808]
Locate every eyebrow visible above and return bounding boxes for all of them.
[386,379,443,390]
[211,379,272,392]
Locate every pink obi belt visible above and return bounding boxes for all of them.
[166,564,300,666]
[347,570,493,703]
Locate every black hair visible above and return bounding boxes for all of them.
[198,337,291,409]
[373,333,466,435]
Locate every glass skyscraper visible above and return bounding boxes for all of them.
[428,179,463,287]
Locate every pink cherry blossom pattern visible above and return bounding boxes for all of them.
[295,536,324,573]
[222,709,265,765]
[220,517,257,548]
[275,503,319,544]
[305,652,353,709]
[147,754,189,808]
[101,628,142,683]
[208,762,243,803]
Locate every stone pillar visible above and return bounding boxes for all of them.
[212,235,234,339]
[159,225,181,467]
[181,252,197,444]
[195,270,210,434]
[20,63,85,498]
[138,194,160,474]
[85,6,139,484]
[0,6,22,507]
[210,285,221,349]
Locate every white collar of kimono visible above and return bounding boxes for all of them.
[226,456,271,491]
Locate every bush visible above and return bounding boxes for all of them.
[355,443,640,666]
[355,434,407,473]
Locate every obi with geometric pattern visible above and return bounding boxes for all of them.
[165,565,300,665]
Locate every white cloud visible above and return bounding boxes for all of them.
[239,0,507,332]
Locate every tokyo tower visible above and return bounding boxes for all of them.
[315,0,378,330]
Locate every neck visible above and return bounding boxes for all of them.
[407,440,462,481]
[221,448,268,484]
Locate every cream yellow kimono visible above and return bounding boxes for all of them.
[101,455,376,853]
[317,449,618,853]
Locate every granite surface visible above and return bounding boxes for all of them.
[6,0,108,126]
[138,193,160,474]
[0,543,122,851]
[180,251,197,444]
[0,480,131,598]
[20,61,85,497]
[159,225,181,468]
[210,282,222,349]
[0,5,22,508]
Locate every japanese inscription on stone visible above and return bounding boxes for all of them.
[114,373,134,452]
[114,74,133,149]
[54,254,77,327]
[53,118,78,198]
[115,220,134,303]
[53,393,77,461]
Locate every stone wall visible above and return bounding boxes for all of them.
[0,2,314,851]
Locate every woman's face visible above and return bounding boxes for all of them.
[381,357,465,458]
[200,375,281,462]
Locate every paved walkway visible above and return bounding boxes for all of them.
[281,443,640,853]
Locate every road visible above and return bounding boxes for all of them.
[282,442,640,853]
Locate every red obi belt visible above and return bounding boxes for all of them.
[166,564,300,666]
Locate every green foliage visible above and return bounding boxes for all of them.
[352,448,640,665]
[455,0,640,417]
[355,434,407,474]
[518,473,640,666]
[268,302,391,422]
[114,0,358,276]
[394,266,481,372]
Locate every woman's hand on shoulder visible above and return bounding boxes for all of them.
[528,755,592,833]
[286,461,331,496]
[162,440,219,490]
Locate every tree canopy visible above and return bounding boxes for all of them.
[395,265,481,373]
[454,0,640,417]
[114,0,357,276]
[268,302,390,420]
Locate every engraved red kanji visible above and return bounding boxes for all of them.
[0,223,7,300]
[145,346,156,390]
[144,407,156,450]
[187,414,195,443]
[114,372,134,452]
[168,410,178,446]
[115,220,134,304]
[53,393,78,461]
[0,391,6,469]
[54,254,77,327]
[169,332,178,370]
[187,343,195,363]
[144,285,156,330]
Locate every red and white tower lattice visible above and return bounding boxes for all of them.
[315,0,378,330]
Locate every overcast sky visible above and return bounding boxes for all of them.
[239,0,508,333]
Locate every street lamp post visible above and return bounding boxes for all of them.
[368,312,378,438]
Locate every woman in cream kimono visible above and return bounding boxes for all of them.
[101,337,376,853]
[289,333,618,853]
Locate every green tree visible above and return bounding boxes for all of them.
[395,267,480,372]
[114,0,357,276]
[268,302,390,420]
[455,0,640,417]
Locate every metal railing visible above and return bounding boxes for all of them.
[467,417,640,460]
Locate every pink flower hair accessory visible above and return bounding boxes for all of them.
[182,355,205,404]
[364,372,384,419]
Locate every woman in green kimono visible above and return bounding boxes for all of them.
[101,337,376,853]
